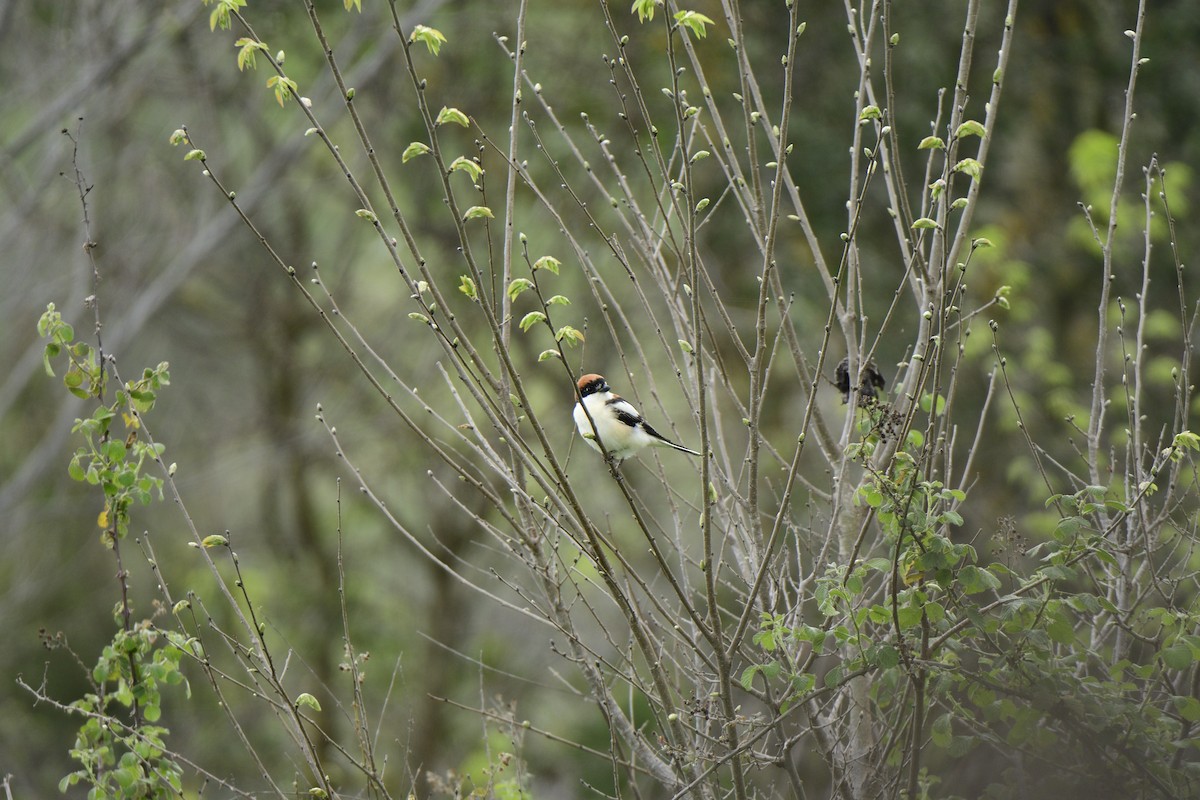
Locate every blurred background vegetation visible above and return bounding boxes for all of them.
[2,0,1199,796]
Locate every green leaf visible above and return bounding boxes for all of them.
[546,295,570,306]
[874,643,900,669]
[42,344,59,376]
[265,75,298,107]
[462,205,494,221]
[940,510,963,527]
[355,209,377,222]
[1175,696,1200,723]
[1047,613,1075,645]
[458,275,477,300]
[201,534,228,548]
[953,158,983,180]
[1174,430,1200,455]
[448,156,483,182]
[555,325,585,347]
[912,217,938,230]
[824,663,845,688]
[631,0,661,23]
[184,149,206,162]
[402,142,431,163]
[674,10,715,38]
[436,106,470,127]
[958,564,1001,595]
[518,312,546,332]
[537,350,560,362]
[931,713,953,747]
[689,149,711,163]
[295,692,322,712]
[918,136,945,151]
[859,105,882,122]
[409,24,447,55]
[234,37,267,71]
[1163,642,1194,670]
[955,120,987,139]
[533,255,561,274]
[790,672,815,695]
[344,0,361,11]
[507,278,534,302]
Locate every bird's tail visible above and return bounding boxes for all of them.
[644,422,702,456]
[658,438,702,457]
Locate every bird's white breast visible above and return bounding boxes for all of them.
[574,392,647,460]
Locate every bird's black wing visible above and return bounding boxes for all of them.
[606,397,644,429]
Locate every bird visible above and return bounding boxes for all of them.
[834,357,886,404]
[573,373,701,463]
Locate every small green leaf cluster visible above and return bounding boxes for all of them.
[59,624,191,797]
[740,613,818,712]
[202,0,246,32]
[39,305,169,543]
[509,249,583,358]
[233,37,268,71]
[409,24,447,56]
[674,10,716,39]
[265,74,298,108]
[38,303,102,398]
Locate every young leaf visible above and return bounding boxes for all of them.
[546,295,571,306]
[436,107,470,127]
[953,158,983,180]
[519,311,546,332]
[674,10,715,38]
[458,275,477,300]
[507,278,534,301]
[402,142,431,163]
[462,205,494,221]
[295,692,322,712]
[632,0,662,23]
[533,255,561,274]
[234,38,267,72]
[448,156,483,181]
[917,135,945,150]
[184,149,206,162]
[409,25,448,55]
[912,217,939,230]
[859,105,882,122]
[265,75,298,107]
[955,120,987,139]
[555,325,584,347]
